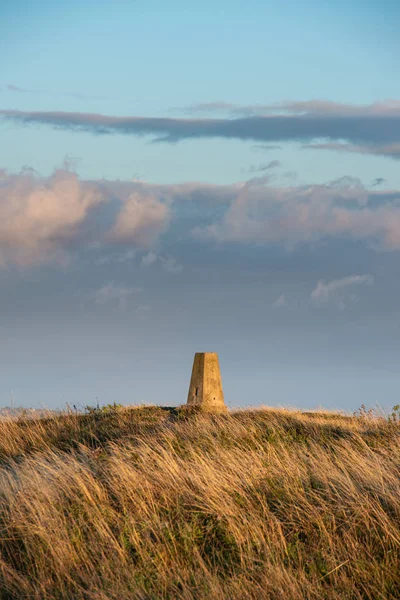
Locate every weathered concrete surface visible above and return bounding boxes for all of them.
[186,352,227,413]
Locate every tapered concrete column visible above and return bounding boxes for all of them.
[186,352,227,412]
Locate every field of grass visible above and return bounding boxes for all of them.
[0,405,399,599]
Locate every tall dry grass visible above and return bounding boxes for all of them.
[0,406,399,599]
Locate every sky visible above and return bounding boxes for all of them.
[1,0,400,412]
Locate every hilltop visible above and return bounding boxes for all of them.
[0,406,399,599]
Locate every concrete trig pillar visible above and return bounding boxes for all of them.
[186,352,227,412]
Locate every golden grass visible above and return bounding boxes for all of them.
[0,406,399,599]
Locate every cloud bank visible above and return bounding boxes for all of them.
[1,99,400,158]
[1,168,400,267]
[195,177,400,250]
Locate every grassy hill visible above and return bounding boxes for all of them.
[0,406,399,599]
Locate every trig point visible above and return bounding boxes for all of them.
[186,352,227,413]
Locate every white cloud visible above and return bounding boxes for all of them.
[311,275,374,306]
[94,249,137,265]
[273,294,286,307]
[160,256,183,273]
[92,283,142,309]
[141,251,158,268]
[140,251,182,273]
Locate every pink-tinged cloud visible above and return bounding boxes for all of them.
[0,169,171,266]
[0,168,102,266]
[194,178,400,250]
[107,191,170,247]
[2,167,400,268]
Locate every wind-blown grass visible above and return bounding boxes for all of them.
[0,406,399,599]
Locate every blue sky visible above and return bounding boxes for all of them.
[1,0,400,411]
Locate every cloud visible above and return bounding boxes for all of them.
[251,145,283,152]
[3,166,400,269]
[303,142,400,160]
[182,101,235,114]
[2,100,400,155]
[195,177,400,250]
[283,171,298,181]
[141,251,158,268]
[0,167,102,266]
[7,84,27,92]
[273,294,286,307]
[276,100,400,117]
[94,249,137,265]
[4,84,108,101]
[63,92,109,101]
[187,99,400,118]
[0,169,170,266]
[107,191,170,247]
[311,275,374,306]
[159,256,183,273]
[372,178,386,187]
[246,160,281,173]
[141,251,183,273]
[250,144,282,152]
[91,283,142,309]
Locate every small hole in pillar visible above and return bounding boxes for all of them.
[195,387,199,397]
